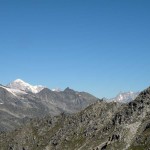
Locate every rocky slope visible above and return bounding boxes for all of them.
[0,85,50,131]
[37,87,99,113]
[1,86,150,150]
[0,82,98,131]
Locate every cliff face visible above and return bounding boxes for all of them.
[1,87,150,150]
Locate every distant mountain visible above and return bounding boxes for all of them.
[0,85,51,131]
[37,87,98,113]
[7,79,45,93]
[0,80,98,131]
[1,87,150,150]
[110,91,140,103]
[0,78,141,134]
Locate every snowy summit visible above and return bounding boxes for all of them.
[110,91,140,103]
[7,79,45,93]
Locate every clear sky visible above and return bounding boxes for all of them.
[0,0,150,98]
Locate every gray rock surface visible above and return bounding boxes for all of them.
[1,87,150,150]
[0,85,98,131]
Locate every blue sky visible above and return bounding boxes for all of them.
[0,0,150,98]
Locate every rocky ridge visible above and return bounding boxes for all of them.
[0,82,98,131]
[1,87,150,149]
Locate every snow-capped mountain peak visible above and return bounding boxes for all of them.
[7,79,45,93]
[110,91,140,103]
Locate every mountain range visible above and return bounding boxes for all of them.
[0,79,99,131]
[0,79,139,132]
[0,80,150,149]
[5,79,139,103]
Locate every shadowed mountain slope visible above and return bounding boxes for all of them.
[0,84,98,131]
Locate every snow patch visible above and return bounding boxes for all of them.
[110,91,140,103]
[7,79,45,93]
[51,88,62,92]
[0,85,27,97]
